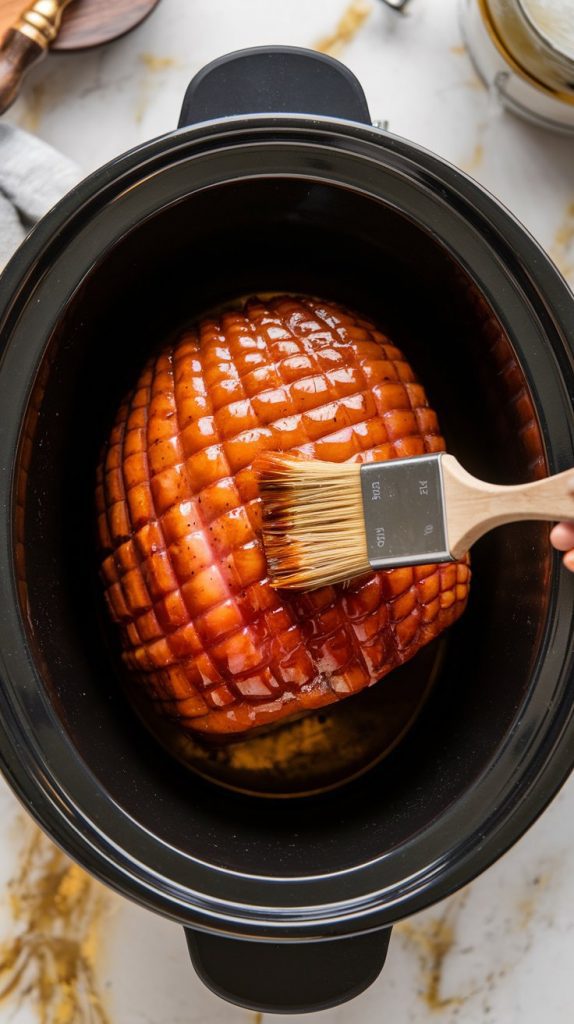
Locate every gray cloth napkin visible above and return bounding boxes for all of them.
[0,123,81,271]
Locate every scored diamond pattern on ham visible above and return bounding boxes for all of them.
[96,296,470,736]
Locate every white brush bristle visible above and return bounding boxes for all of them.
[255,453,370,590]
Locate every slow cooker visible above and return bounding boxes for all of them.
[0,46,573,1014]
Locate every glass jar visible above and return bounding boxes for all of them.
[460,0,574,133]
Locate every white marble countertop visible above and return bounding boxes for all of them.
[2,1,574,1022]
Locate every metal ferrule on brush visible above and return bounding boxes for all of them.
[360,453,453,569]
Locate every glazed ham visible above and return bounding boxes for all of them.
[97,296,470,737]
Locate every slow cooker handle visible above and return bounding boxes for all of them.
[178,45,372,127]
[185,927,392,1013]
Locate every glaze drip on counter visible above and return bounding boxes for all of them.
[96,296,470,737]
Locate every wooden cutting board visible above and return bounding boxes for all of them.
[0,0,161,50]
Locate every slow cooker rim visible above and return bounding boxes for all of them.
[0,114,573,937]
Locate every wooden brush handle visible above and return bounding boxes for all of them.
[442,455,574,559]
[0,0,73,115]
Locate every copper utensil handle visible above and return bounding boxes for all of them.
[0,0,74,115]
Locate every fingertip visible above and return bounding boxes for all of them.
[550,522,574,552]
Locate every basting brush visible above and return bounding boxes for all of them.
[255,452,574,590]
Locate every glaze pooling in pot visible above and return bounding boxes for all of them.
[96,295,470,738]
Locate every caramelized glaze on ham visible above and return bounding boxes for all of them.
[96,296,470,736]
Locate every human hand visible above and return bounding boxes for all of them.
[550,522,574,572]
